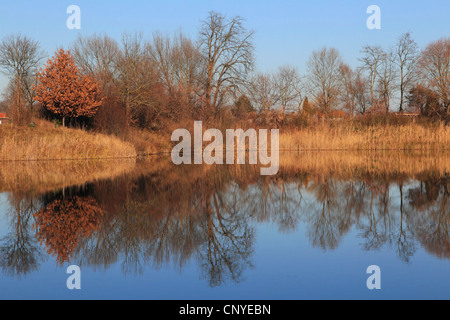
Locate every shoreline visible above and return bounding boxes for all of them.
[1,118,449,161]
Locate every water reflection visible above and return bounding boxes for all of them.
[0,193,44,277]
[407,174,449,259]
[0,152,449,287]
[35,188,104,264]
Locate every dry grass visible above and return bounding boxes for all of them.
[152,119,450,154]
[279,121,450,151]
[125,127,172,155]
[0,119,137,160]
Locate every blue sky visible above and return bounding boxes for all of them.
[0,0,449,93]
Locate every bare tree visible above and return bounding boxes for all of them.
[71,34,128,134]
[116,32,158,127]
[306,47,343,114]
[199,11,255,112]
[247,72,278,112]
[395,32,419,113]
[72,33,120,91]
[354,70,370,115]
[339,63,373,117]
[359,45,385,111]
[339,63,356,117]
[149,31,202,96]
[418,37,450,112]
[273,65,303,113]
[377,49,397,112]
[148,31,204,121]
[0,34,45,119]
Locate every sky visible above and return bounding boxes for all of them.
[0,0,449,94]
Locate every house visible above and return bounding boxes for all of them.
[0,113,9,125]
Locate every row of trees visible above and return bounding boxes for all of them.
[256,32,449,119]
[0,11,449,131]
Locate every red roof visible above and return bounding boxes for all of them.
[0,113,6,118]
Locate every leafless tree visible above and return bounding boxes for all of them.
[273,65,303,113]
[394,32,419,113]
[418,37,450,111]
[339,63,374,117]
[359,45,385,111]
[149,31,202,96]
[147,31,204,121]
[199,11,255,112]
[247,72,278,112]
[72,33,120,91]
[71,34,126,133]
[116,32,158,127]
[0,34,45,117]
[339,63,357,117]
[306,47,343,114]
[354,70,370,115]
[377,48,397,112]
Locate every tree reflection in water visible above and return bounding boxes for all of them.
[407,173,449,259]
[34,188,103,265]
[0,193,44,277]
[0,153,448,286]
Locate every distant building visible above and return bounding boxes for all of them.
[0,113,9,125]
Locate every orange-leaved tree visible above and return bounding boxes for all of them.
[34,48,102,127]
[34,196,104,265]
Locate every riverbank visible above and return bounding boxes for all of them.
[152,118,450,153]
[1,118,449,162]
[0,119,136,161]
[279,121,450,151]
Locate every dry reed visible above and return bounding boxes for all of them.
[279,122,450,151]
[0,120,136,161]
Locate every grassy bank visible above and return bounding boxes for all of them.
[153,118,450,152]
[279,121,450,151]
[1,118,449,162]
[0,119,136,161]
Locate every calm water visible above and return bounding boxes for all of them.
[0,153,449,299]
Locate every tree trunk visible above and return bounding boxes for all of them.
[16,74,20,111]
[399,90,404,113]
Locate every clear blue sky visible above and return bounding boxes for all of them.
[0,0,449,93]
